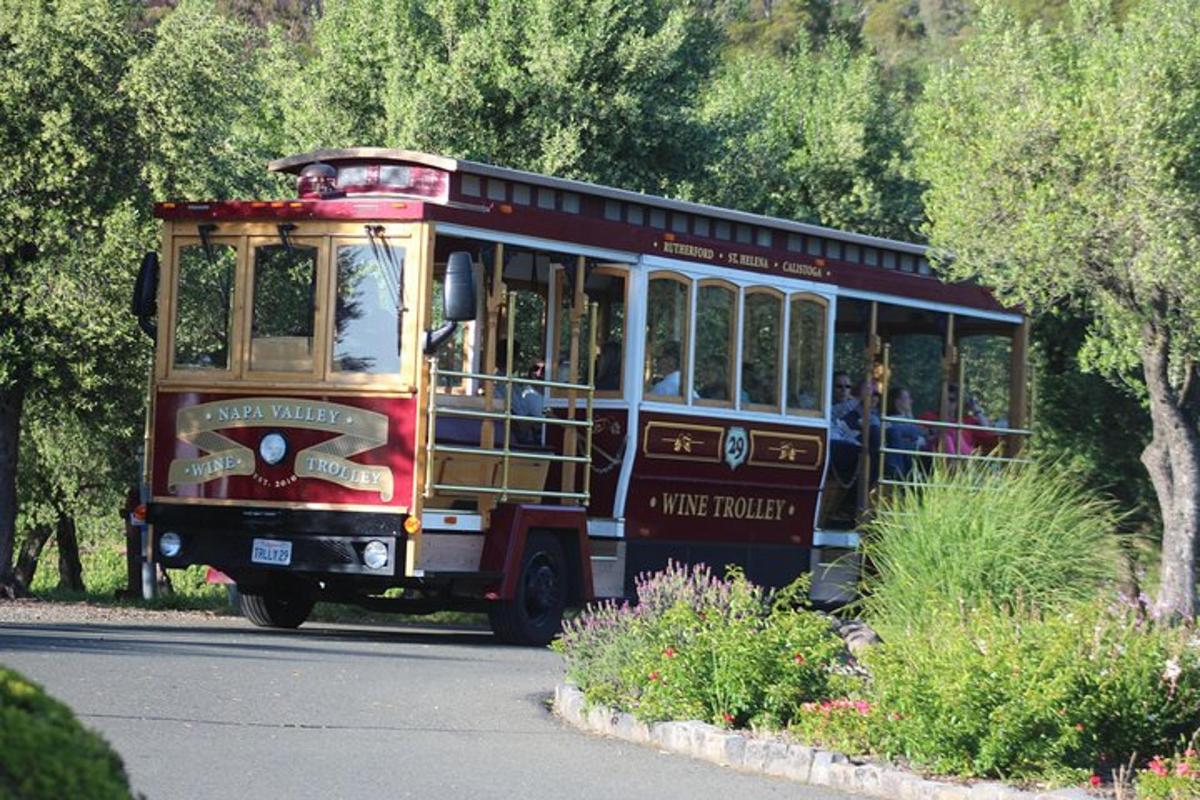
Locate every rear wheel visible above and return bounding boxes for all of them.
[239,583,315,629]
[488,533,568,646]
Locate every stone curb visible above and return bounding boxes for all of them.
[553,685,1093,800]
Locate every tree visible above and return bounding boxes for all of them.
[914,0,1200,618]
[692,38,921,239]
[282,0,723,191]
[0,0,141,596]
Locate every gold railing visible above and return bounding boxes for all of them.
[423,296,598,506]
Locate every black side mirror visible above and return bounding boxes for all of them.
[425,252,478,355]
[132,251,159,340]
[443,251,476,322]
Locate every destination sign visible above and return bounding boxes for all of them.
[655,236,830,280]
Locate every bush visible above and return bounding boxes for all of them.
[1138,745,1200,799]
[860,602,1200,784]
[554,562,849,728]
[0,666,135,799]
[861,459,1123,634]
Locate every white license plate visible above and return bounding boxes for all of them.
[251,538,292,566]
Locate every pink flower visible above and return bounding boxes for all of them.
[1149,757,1168,777]
[722,712,734,725]
[663,646,676,659]
[1177,762,1191,777]
[1187,748,1198,759]
[1074,723,1085,732]
[1089,775,1102,788]
[793,652,806,665]
[648,671,660,682]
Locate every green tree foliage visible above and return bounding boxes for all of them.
[692,38,920,239]
[914,0,1200,618]
[0,0,142,594]
[282,0,722,191]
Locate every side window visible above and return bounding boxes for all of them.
[741,288,783,410]
[643,273,691,401]
[788,294,827,415]
[250,243,319,373]
[332,242,403,375]
[432,257,478,394]
[694,280,737,405]
[173,242,236,370]
[586,268,626,394]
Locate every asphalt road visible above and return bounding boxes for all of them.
[0,610,859,800]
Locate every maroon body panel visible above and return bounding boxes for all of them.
[151,391,416,510]
[624,412,824,548]
[481,504,592,602]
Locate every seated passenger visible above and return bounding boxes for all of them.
[648,341,683,397]
[884,386,928,478]
[496,342,544,444]
[595,341,621,390]
[919,383,991,454]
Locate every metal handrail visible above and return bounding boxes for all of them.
[882,413,1032,437]
[879,444,1032,465]
[423,292,598,507]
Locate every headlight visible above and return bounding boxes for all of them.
[362,540,389,570]
[159,532,182,558]
[259,432,288,465]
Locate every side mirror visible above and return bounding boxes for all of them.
[443,251,477,322]
[425,252,478,355]
[132,251,159,340]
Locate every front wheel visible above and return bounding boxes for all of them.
[488,533,568,646]
[239,583,315,629]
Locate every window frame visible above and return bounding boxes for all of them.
[326,235,411,386]
[241,235,329,381]
[693,278,738,409]
[740,286,785,413]
[785,292,830,418]
[642,270,693,405]
[165,235,245,378]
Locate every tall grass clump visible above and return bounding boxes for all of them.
[860,459,1122,633]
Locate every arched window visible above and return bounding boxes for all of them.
[643,273,691,402]
[788,294,828,416]
[741,288,783,411]
[694,280,737,406]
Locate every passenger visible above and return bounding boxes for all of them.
[595,341,621,390]
[496,342,544,444]
[884,386,928,478]
[697,357,729,401]
[842,378,882,462]
[648,341,683,396]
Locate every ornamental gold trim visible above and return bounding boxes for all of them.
[748,430,824,471]
[641,421,724,463]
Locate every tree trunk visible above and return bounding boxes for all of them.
[0,384,28,599]
[1139,327,1200,621]
[56,512,84,592]
[14,523,53,588]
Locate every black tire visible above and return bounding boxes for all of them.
[239,584,315,629]
[488,533,568,646]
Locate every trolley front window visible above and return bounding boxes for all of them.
[250,243,318,373]
[173,242,236,370]
[333,243,404,374]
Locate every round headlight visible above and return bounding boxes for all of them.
[259,432,288,465]
[159,531,182,558]
[362,540,389,570]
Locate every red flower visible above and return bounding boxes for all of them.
[648,671,660,682]
[1089,775,1101,788]
[793,652,806,665]
[722,712,734,725]
[663,646,677,659]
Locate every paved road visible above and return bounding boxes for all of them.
[0,611,858,800]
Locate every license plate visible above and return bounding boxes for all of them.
[251,538,292,566]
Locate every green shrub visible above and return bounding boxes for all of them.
[1137,745,1200,799]
[861,459,1122,634]
[860,603,1200,784]
[554,562,848,728]
[0,666,135,800]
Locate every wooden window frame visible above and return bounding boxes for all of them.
[785,292,830,418]
[740,286,785,413]
[643,271,693,405]
[693,279,738,409]
[242,235,329,381]
[164,235,245,380]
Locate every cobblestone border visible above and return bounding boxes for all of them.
[553,685,1094,800]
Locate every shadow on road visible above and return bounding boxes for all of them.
[0,620,513,663]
